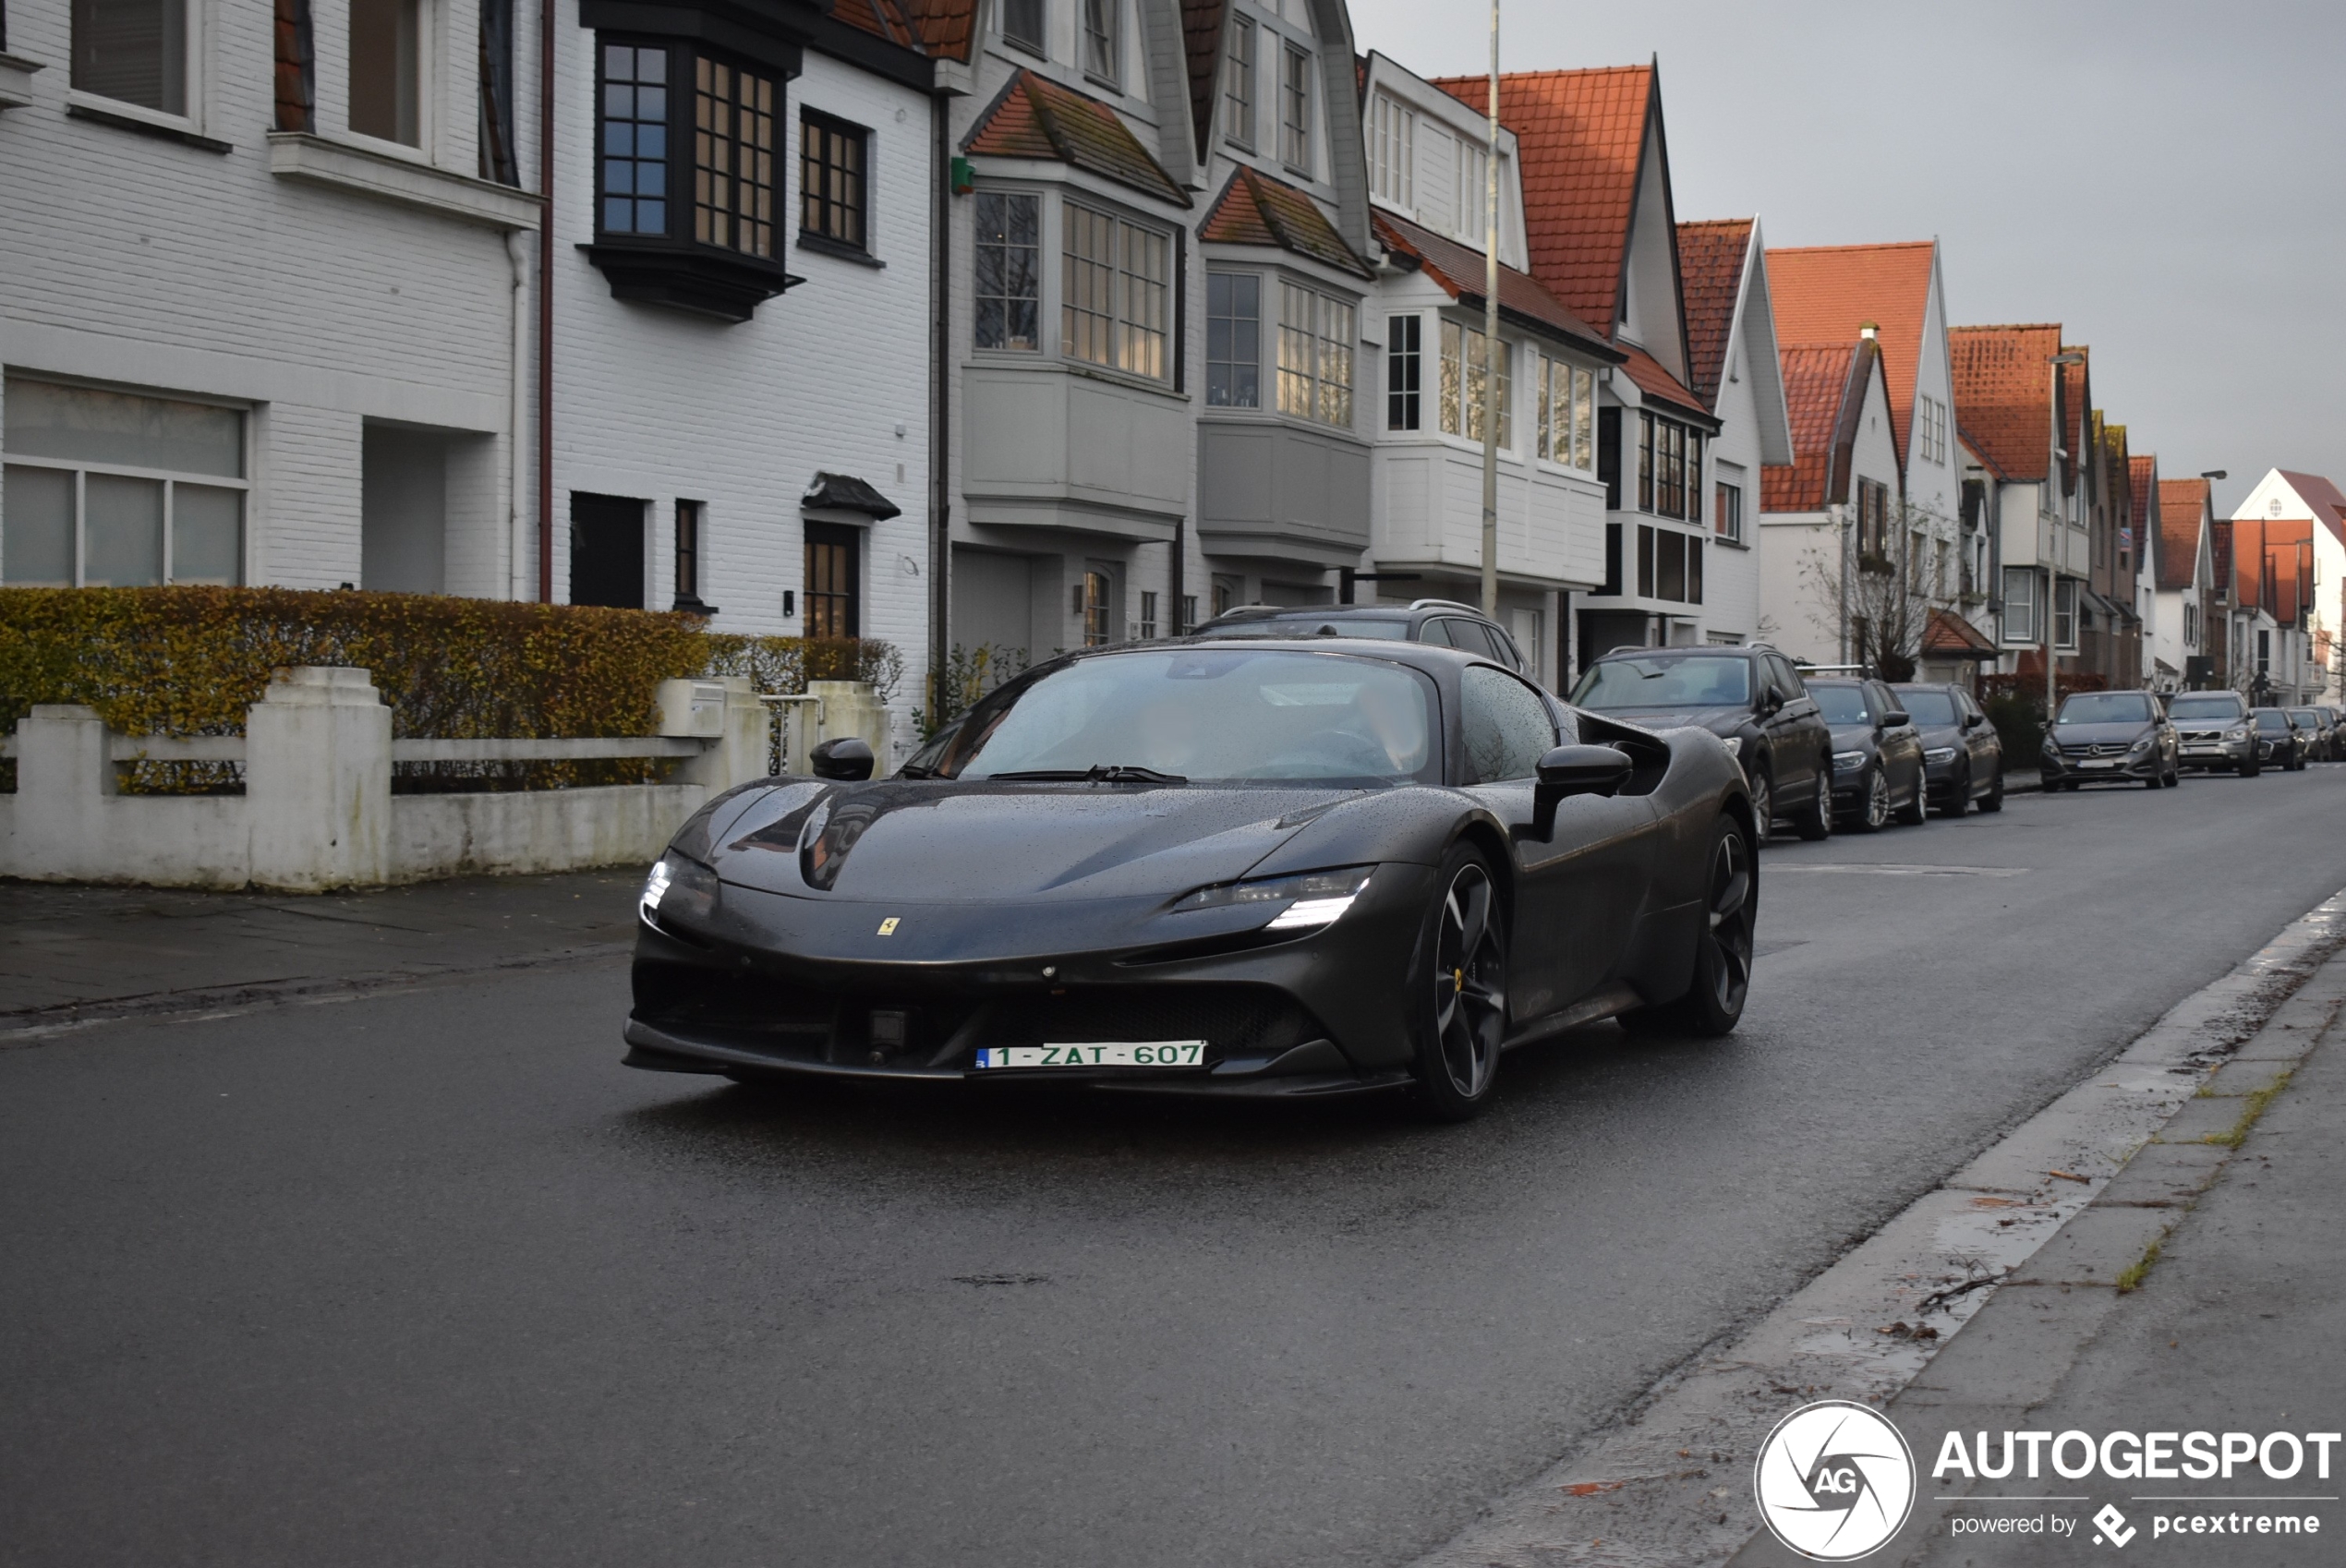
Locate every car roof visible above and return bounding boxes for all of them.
[1589,643,1772,663]
[1064,633,1496,675]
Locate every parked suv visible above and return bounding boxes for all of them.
[2167,690,2257,776]
[1191,600,1530,673]
[1892,681,2005,815]
[1809,678,1928,830]
[2252,707,2308,771]
[2288,706,2335,761]
[2039,690,2179,790]
[1570,644,1833,839]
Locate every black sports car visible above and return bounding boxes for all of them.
[623,640,1759,1119]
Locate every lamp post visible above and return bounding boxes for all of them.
[1480,0,1502,618]
[2045,351,2086,720]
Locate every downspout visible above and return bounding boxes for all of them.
[928,83,950,716]
[506,231,528,599]
[536,0,556,602]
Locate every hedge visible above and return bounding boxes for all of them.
[0,586,899,791]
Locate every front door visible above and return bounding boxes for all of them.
[569,492,645,608]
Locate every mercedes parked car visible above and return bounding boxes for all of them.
[1191,599,1530,673]
[2039,690,2180,790]
[2166,690,2258,776]
[625,639,1760,1121]
[1568,643,1833,841]
[2288,706,2335,761]
[2252,706,2309,771]
[1891,681,2005,815]
[1808,678,1928,830]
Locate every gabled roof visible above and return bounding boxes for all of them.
[2276,470,2346,547]
[1762,340,1880,513]
[1181,0,1228,162]
[1765,242,1935,461]
[1676,218,1750,410]
[2059,350,2089,491]
[963,69,1189,206]
[900,0,974,61]
[831,0,923,49]
[2157,477,2209,593]
[2130,453,2157,536]
[1618,344,1712,424]
[1430,66,1653,341]
[1206,166,1372,276]
[1949,323,2063,483]
[1373,210,1616,357]
[1923,607,1998,657]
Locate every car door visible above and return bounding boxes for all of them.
[1764,655,1823,802]
[1456,665,1657,1021]
[1958,689,1999,787]
[1869,680,1923,802]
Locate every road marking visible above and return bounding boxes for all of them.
[1770,862,2029,877]
[1409,883,2346,1568]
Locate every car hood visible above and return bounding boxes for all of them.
[2051,722,2156,746]
[1911,723,1964,746]
[699,779,1360,902]
[1828,724,1880,751]
[1579,705,1746,735]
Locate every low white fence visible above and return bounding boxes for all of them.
[0,666,890,891]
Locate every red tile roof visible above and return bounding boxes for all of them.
[1181,1,1227,161]
[1431,66,1654,340]
[1923,607,1998,657]
[962,70,1188,206]
[2130,453,2157,537]
[899,0,974,61]
[1765,242,1935,463]
[2059,350,2089,490]
[1763,342,1860,513]
[1618,344,1712,424]
[2230,516,2316,620]
[1373,210,1613,356]
[1948,323,2063,483]
[2157,476,2208,592]
[1206,166,1372,276]
[2276,469,2346,548]
[829,0,921,49]
[1676,218,1751,411]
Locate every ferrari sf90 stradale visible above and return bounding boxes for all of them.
[625,638,1757,1118]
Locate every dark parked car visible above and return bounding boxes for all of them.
[1809,678,1928,830]
[1568,643,1833,841]
[2252,707,2309,771]
[2288,706,2335,762]
[2039,690,2180,790]
[1191,599,1530,673]
[2167,690,2258,776]
[1892,681,2005,815]
[627,638,1760,1121]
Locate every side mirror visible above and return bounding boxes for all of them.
[1531,744,1635,838]
[1760,688,1784,715]
[809,736,876,781]
[1962,712,1984,729]
[1882,709,1912,728]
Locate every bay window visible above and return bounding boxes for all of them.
[1536,355,1595,470]
[1439,320,1509,447]
[1276,282,1353,428]
[1206,272,1261,408]
[1386,313,1421,431]
[1063,200,1169,380]
[973,191,1041,351]
[1636,411,1702,520]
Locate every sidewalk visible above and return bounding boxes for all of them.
[1890,953,2346,1564]
[0,870,642,1032]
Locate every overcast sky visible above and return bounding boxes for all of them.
[1347,0,2345,515]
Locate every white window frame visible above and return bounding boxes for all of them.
[1278,40,1312,175]
[1276,278,1355,429]
[66,0,211,138]
[1060,195,1172,384]
[1438,317,1512,451]
[1370,91,1414,210]
[2001,566,2038,644]
[1081,0,1119,90]
[340,0,439,161]
[971,186,1044,355]
[1714,467,1745,544]
[2054,575,2078,649]
[1221,13,1254,150]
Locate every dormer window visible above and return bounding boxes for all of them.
[1279,42,1311,173]
[1001,0,1045,54]
[1082,0,1119,88]
[1222,15,1254,150]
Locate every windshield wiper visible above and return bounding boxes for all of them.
[989,765,1189,785]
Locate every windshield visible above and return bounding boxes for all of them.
[2292,709,2322,726]
[934,649,1438,784]
[2168,694,2243,721]
[1894,690,1958,726]
[1191,617,1413,643]
[1809,684,1873,726]
[2057,693,2157,724]
[2256,710,2292,732]
[1572,655,1751,709]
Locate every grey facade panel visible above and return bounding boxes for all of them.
[1196,421,1371,561]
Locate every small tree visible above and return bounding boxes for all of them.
[1798,501,1931,681]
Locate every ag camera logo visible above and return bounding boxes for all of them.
[1754,1400,1917,1561]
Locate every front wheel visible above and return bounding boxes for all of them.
[1406,848,1508,1122]
[1936,764,1970,818]
[1977,767,2005,813]
[1895,771,1929,826]
[1792,771,1833,841]
[1619,815,1755,1039]
[1848,768,1890,833]
[2162,766,2181,788]
[1747,771,1773,845]
[2239,756,2261,778]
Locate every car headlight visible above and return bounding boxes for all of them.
[2041,733,2063,755]
[1832,750,1866,771]
[642,852,720,927]
[1174,865,1374,930]
[1924,747,1956,764]
[2226,727,2248,742]
[2127,734,2154,755]
[1718,735,1743,760]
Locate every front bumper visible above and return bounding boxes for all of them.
[623,864,1435,1096]
[2041,750,2161,783]
[2178,740,2252,768]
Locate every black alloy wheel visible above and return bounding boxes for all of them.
[1409,847,1508,1121]
[1849,768,1891,833]
[1937,764,1970,818]
[1793,770,1833,841]
[1620,815,1755,1039]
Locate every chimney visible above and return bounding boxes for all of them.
[1858,321,1880,340]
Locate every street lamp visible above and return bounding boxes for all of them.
[1479,0,1502,617]
[2044,351,2086,719]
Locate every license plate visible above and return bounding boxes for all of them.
[2081,759,2117,768]
[973,1042,1208,1069]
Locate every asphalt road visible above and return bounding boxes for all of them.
[6,767,2346,1568]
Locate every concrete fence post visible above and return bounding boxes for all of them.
[11,705,113,880]
[665,676,773,793]
[806,681,891,763]
[246,667,392,890]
